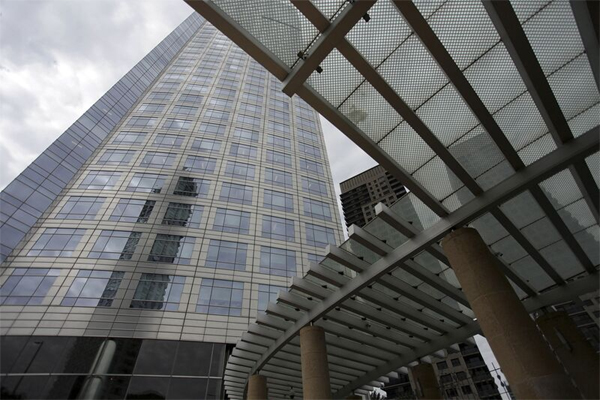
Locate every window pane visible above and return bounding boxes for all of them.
[262,215,295,242]
[162,203,203,228]
[213,209,251,235]
[206,240,248,271]
[148,234,195,264]
[220,182,253,205]
[109,199,155,223]
[130,273,185,311]
[89,230,141,260]
[56,197,105,220]
[28,228,86,257]
[260,247,296,277]
[62,270,124,307]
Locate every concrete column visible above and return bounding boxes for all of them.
[247,374,268,400]
[300,325,332,400]
[410,363,441,399]
[442,228,580,399]
[536,311,599,399]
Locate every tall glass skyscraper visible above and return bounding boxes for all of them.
[0,13,343,399]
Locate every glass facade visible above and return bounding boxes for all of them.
[1,12,342,399]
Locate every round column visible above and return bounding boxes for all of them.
[247,374,268,400]
[536,311,599,399]
[442,227,580,399]
[300,325,332,400]
[410,363,441,399]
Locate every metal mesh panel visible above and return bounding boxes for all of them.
[510,256,554,292]
[378,122,435,174]
[341,239,381,264]
[491,235,527,264]
[540,168,581,209]
[448,126,507,180]
[378,35,449,110]
[574,225,600,267]
[339,81,403,142]
[569,103,600,138]
[517,133,557,166]
[501,190,546,230]
[413,251,449,275]
[521,217,562,249]
[585,152,599,187]
[413,0,447,19]
[442,186,475,212]
[308,49,365,109]
[413,156,468,202]
[313,0,347,20]
[390,193,440,231]
[364,217,409,249]
[469,213,509,245]
[540,240,585,279]
[474,159,515,191]
[558,199,596,234]
[213,0,319,68]
[427,0,500,70]
[346,0,413,68]
[511,0,550,23]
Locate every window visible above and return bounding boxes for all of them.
[112,131,146,145]
[225,161,255,180]
[0,268,60,305]
[264,189,293,212]
[303,198,332,221]
[258,284,285,312]
[191,138,221,153]
[265,167,292,188]
[300,158,324,174]
[109,199,155,223]
[302,176,328,196]
[266,149,292,167]
[269,109,289,121]
[213,208,251,234]
[203,109,230,121]
[218,78,237,88]
[125,173,167,193]
[245,83,263,94]
[89,230,141,260]
[242,92,263,103]
[154,82,179,91]
[270,99,289,110]
[163,203,203,228]
[163,73,185,81]
[138,103,165,113]
[298,142,321,158]
[172,105,198,116]
[196,279,243,316]
[97,150,135,165]
[79,171,121,190]
[237,114,261,128]
[214,88,236,98]
[267,134,291,149]
[56,196,105,220]
[163,118,192,131]
[233,127,258,142]
[130,274,185,311]
[140,152,176,168]
[208,98,232,108]
[262,215,295,242]
[182,155,217,174]
[437,361,448,370]
[62,270,124,307]
[307,253,324,264]
[297,116,317,130]
[198,122,226,136]
[305,223,336,248]
[456,371,467,380]
[439,374,453,384]
[190,75,212,84]
[126,116,157,128]
[148,234,195,264]
[28,228,85,257]
[298,128,319,142]
[179,93,204,102]
[461,386,473,395]
[260,247,296,277]
[206,240,248,271]
[220,182,253,205]
[147,92,172,101]
[173,177,210,197]
[445,388,458,398]
[153,134,184,148]
[296,105,313,118]
[230,143,257,159]
[451,358,461,367]
[267,120,290,135]
[239,103,262,114]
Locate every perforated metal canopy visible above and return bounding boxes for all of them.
[184,0,599,398]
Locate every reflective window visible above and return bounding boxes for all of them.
[28,228,85,257]
[148,234,195,264]
[270,99,289,110]
[191,75,212,84]
[213,208,251,234]
[147,92,172,101]
[297,116,318,130]
[163,118,192,131]
[79,171,121,190]
[140,152,177,168]
[233,127,258,142]
[266,149,292,167]
[173,177,210,197]
[183,155,217,173]
[220,182,253,205]
[230,143,257,159]
[0,268,60,305]
[206,240,248,271]
[130,274,185,311]
[203,109,230,122]
[172,105,198,116]
[298,128,319,142]
[180,93,204,102]
[89,230,141,260]
[262,215,295,242]
[239,102,262,114]
[302,176,328,197]
[303,198,332,221]
[265,167,292,188]
[236,114,261,128]
[62,270,124,307]
[56,196,105,220]
[300,158,324,174]
[163,73,185,81]
[191,138,221,153]
[208,98,233,108]
[155,82,179,91]
[109,199,155,223]
[138,103,165,113]
[225,161,255,180]
[213,88,236,99]
[126,116,157,128]
[307,253,325,264]
[196,279,243,316]
[198,122,226,136]
[258,284,285,312]
[298,142,321,158]
[163,203,203,228]
[263,189,293,212]
[242,92,263,103]
[268,108,289,121]
[153,134,184,148]
[112,131,147,145]
[98,150,135,165]
[125,173,167,193]
[305,223,337,248]
[260,246,296,277]
[267,134,291,149]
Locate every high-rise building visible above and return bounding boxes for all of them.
[0,12,343,399]
[340,166,501,400]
